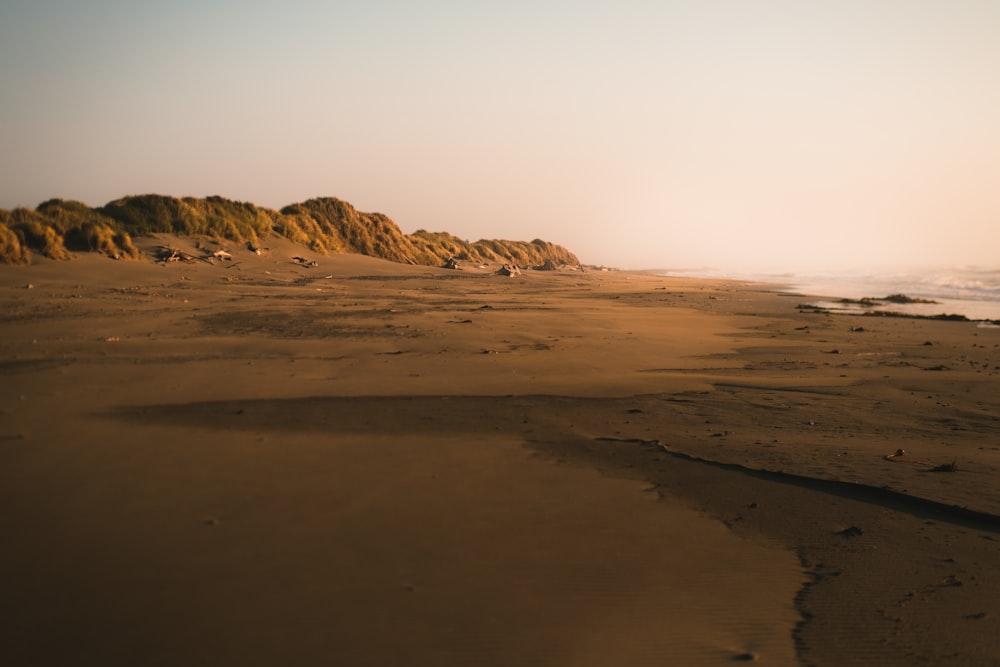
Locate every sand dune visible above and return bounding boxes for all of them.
[2,238,999,665]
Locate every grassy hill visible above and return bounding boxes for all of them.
[0,195,579,268]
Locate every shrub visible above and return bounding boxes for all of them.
[0,222,29,264]
[64,221,139,259]
[1,194,580,268]
[5,209,72,260]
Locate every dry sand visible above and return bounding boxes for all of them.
[2,236,999,666]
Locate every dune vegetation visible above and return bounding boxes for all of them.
[0,195,579,267]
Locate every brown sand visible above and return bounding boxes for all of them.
[1,236,998,665]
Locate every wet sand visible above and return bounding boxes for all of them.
[2,236,999,665]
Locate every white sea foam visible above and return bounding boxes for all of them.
[657,266,1000,321]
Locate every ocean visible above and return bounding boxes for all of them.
[657,266,1000,324]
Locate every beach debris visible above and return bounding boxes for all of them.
[884,294,938,304]
[940,574,964,587]
[212,249,233,261]
[292,256,319,268]
[840,294,940,307]
[594,437,661,448]
[868,311,970,321]
[496,263,521,277]
[849,326,866,332]
[731,651,759,662]
[246,241,262,255]
[932,459,959,473]
[837,525,864,537]
[533,258,557,271]
[24,283,33,289]
[442,256,461,270]
[884,449,959,472]
[158,247,200,263]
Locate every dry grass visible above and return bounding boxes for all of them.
[410,230,579,267]
[1,195,580,267]
[0,208,72,261]
[2,200,139,261]
[0,221,30,264]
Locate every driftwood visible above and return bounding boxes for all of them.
[158,247,201,264]
[292,256,319,268]
[885,448,958,472]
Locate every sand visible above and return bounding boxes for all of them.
[2,235,999,665]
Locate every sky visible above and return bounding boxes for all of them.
[2,1,999,271]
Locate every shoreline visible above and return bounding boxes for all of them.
[3,239,999,665]
[651,268,1000,323]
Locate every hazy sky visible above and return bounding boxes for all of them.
[2,1,998,270]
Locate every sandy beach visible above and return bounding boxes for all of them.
[2,237,999,666]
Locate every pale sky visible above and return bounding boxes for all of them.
[2,1,998,271]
